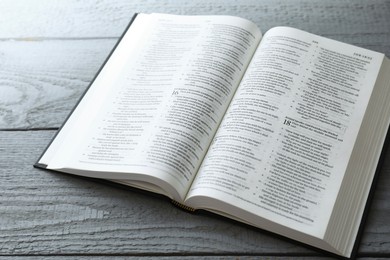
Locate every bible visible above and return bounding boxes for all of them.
[34,13,390,258]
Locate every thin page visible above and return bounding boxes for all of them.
[42,13,261,201]
[186,27,384,237]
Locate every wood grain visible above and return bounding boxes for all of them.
[0,130,389,256]
[0,0,389,129]
[0,0,388,42]
[0,40,114,129]
[0,257,340,260]
[0,131,311,256]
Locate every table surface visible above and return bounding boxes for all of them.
[1,0,389,259]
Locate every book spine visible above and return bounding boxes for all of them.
[171,200,196,213]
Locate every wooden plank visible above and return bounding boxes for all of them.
[0,130,389,256]
[0,40,115,129]
[0,0,389,129]
[0,258,386,260]
[0,131,312,255]
[1,255,338,260]
[0,38,389,130]
[0,256,386,260]
[0,0,389,42]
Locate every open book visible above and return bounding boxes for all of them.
[35,13,390,258]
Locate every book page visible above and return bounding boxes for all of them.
[186,27,384,237]
[43,13,261,201]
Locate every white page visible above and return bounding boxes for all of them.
[44,13,261,201]
[187,27,384,237]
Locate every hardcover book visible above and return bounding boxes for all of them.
[35,13,390,258]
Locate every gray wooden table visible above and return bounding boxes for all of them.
[1,0,389,259]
